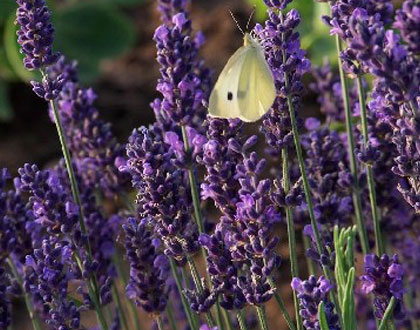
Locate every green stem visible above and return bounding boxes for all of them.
[334,37,370,255]
[378,298,396,330]
[356,74,384,255]
[268,278,295,330]
[72,244,108,330]
[236,311,248,330]
[7,258,43,330]
[222,309,234,330]
[181,125,205,234]
[112,284,129,330]
[281,148,303,330]
[187,256,216,327]
[255,306,269,330]
[169,258,198,330]
[113,253,142,330]
[181,125,224,329]
[156,315,165,330]
[166,301,178,330]
[49,95,109,329]
[48,98,93,257]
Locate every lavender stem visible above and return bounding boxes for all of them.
[356,74,384,255]
[7,258,42,330]
[186,256,216,327]
[113,253,142,330]
[156,315,165,330]
[281,148,303,330]
[169,258,198,330]
[112,284,129,330]
[334,37,370,255]
[268,278,295,330]
[255,306,269,330]
[166,301,177,330]
[236,311,248,330]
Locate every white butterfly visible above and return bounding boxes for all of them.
[208,33,276,123]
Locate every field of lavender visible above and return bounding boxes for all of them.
[1,0,419,329]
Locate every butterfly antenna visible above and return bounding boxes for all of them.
[229,10,245,36]
[246,6,256,31]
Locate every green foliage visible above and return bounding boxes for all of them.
[334,226,357,330]
[0,78,13,121]
[245,0,336,66]
[318,301,330,330]
[53,1,135,82]
[0,0,16,23]
[3,15,38,82]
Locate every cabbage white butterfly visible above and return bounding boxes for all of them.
[208,32,276,122]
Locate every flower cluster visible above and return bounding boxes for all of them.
[0,168,35,262]
[122,125,199,263]
[24,239,81,329]
[256,4,309,154]
[393,0,420,55]
[16,0,59,70]
[16,0,64,100]
[361,254,405,320]
[302,121,353,227]
[0,265,12,329]
[123,217,168,313]
[291,276,340,330]
[152,0,210,128]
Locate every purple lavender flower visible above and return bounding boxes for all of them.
[309,61,360,123]
[0,168,35,262]
[360,254,405,320]
[199,231,246,310]
[16,0,63,100]
[123,217,168,313]
[153,0,210,128]
[23,238,81,329]
[17,164,79,236]
[122,126,199,264]
[291,276,340,330]
[15,0,59,70]
[46,57,129,198]
[198,118,245,222]
[301,122,353,227]
[0,266,12,329]
[256,5,309,154]
[233,151,281,306]
[17,163,118,307]
[393,0,420,55]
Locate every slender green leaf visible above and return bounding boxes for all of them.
[318,301,330,330]
[343,268,356,330]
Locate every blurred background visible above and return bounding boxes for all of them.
[0,0,334,173]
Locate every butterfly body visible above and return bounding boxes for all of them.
[208,33,276,122]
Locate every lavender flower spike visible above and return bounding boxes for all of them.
[16,0,59,70]
[24,239,81,329]
[360,254,406,320]
[291,276,340,330]
[123,217,168,314]
[16,0,63,101]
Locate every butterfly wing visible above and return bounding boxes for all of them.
[236,44,276,122]
[208,45,251,119]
